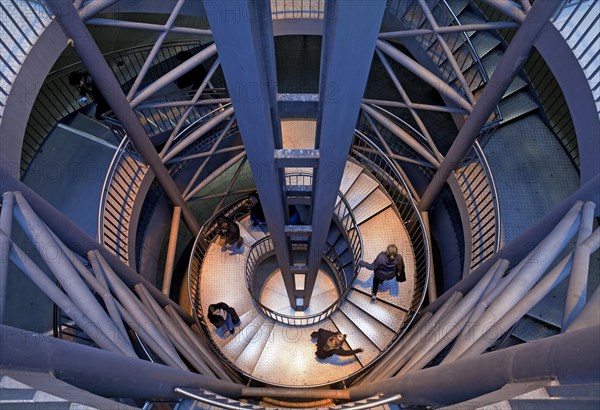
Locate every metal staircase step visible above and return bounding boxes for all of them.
[545,384,600,398]
[0,403,73,410]
[211,308,259,350]
[526,277,568,330]
[235,320,276,375]
[329,310,381,366]
[512,315,560,343]
[342,172,379,210]
[498,91,539,123]
[351,187,393,225]
[339,302,396,350]
[456,9,485,28]
[347,289,407,332]
[238,220,260,245]
[238,215,267,242]
[445,0,470,16]
[327,225,343,246]
[221,313,266,362]
[480,50,529,97]
[468,31,502,59]
[503,398,599,409]
[339,161,365,196]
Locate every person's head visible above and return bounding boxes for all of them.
[325,332,346,350]
[219,222,229,233]
[243,196,257,209]
[386,244,398,260]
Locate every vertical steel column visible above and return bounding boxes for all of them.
[0,192,14,323]
[304,0,386,305]
[44,0,200,236]
[205,0,295,306]
[417,0,563,212]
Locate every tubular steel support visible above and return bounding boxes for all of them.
[459,228,600,359]
[44,0,200,236]
[0,173,194,324]
[421,174,600,317]
[0,324,243,400]
[562,201,597,329]
[348,325,600,406]
[0,192,14,323]
[304,0,386,306]
[418,0,563,212]
[205,0,295,306]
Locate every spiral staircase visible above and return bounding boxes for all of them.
[1,0,599,409]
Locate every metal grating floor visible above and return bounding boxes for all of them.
[197,133,418,386]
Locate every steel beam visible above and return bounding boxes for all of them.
[44,0,200,236]
[0,173,194,324]
[348,325,600,406]
[302,0,387,306]
[418,0,562,211]
[0,192,14,323]
[420,173,600,319]
[205,0,295,306]
[0,324,243,400]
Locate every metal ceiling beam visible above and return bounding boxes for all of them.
[303,0,387,305]
[418,0,563,212]
[205,0,295,306]
[45,0,200,236]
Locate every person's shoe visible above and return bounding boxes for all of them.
[229,328,235,335]
[371,294,376,302]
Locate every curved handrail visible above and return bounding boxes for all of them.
[97,134,149,264]
[387,0,503,125]
[20,40,204,176]
[0,0,52,119]
[243,179,362,326]
[98,92,235,264]
[349,130,430,378]
[270,0,325,20]
[362,104,501,276]
[454,140,502,272]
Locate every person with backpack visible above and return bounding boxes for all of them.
[216,215,244,253]
[359,244,405,301]
[207,302,240,335]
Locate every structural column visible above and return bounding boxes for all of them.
[304,0,386,304]
[205,0,296,306]
[418,0,563,212]
[44,0,200,235]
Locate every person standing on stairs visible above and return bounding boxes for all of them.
[207,302,240,335]
[216,215,245,254]
[243,195,266,226]
[359,244,405,302]
[310,329,363,360]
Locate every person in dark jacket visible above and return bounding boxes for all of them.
[175,51,208,90]
[243,195,266,226]
[359,244,405,301]
[68,71,110,119]
[310,328,363,360]
[216,215,244,253]
[207,302,239,335]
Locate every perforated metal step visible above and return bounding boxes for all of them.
[330,310,381,366]
[347,289,407,332]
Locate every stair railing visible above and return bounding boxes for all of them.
[98,94,237,266]
[102,93,231,140]
[454,140,502,272]
[387,0,503,124]
[97,135,149,264]
[20,40,204,176]
[0,0,52,118]
[243,172,363,326]
[348,131,430,379]
[270,0,325,20]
